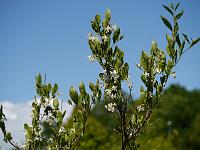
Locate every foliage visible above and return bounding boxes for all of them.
[0,2,199,150]
[76,84,200,150]
[86,2,199,149]
[1,75,92,150]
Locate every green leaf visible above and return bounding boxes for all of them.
[182,33,190,44]
[160,75,166,84]
[190,37,200,48]
[69,86,78,105]
[174,22,179,36]
[176,34,181,48]
[166,34,172,44]
[113,27,120,43]
[95,14,101,24]
[79,81,86,95]
[24,123,29,130]
[119,35,124,41]
[114,58,122,71]
[52,83,58,96]
[140,50,150,71]
[161,16,172,31]
[162,5,173,16]
[36,74,42,85]
[5,132,12,142]
[68,99,72,105]
[89,82,95,92]
[179,40,185,57]
[170,3,174,10]
[175,2,180,11]
[166,44,172,58]
[53,98,59,110]
[121,63,129,79]
[175,10,184,21]
[105,9,111,23]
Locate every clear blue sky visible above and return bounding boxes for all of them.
[1,0,200,102]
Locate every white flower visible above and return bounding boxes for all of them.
[102,35,108,42]
[110,70,119,82]
[155,68,161,74]
[167,120,173,126]
[112,85,117,91]
[87,55,96,62]
[112,24,117,32]
[144,72,150,78]
[105,89,112,96]
[137,104,144,112]
[171,72,176,78]
[136,63,141,69]
[105,103,117,112]
[110,93,117,99]
[88,33,98,42]
[148,92,153,98]
[105,25,112,33]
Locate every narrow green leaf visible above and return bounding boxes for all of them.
[190,37,200,48]
[179,40,185,57]
[161,16,172,31]
[182,34,190,44]
[176,34,181,48]
[174,22,179,36]
[175,10,184,21]
[166,45,172,58]
[175,2,180,11]
[113,27,120,43]
[52,83,58,96]
[162,5,173,16]
[170,3,174,10]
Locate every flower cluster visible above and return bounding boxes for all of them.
[88,33,98,42]
[87,55,96,62]
[105,24,117,33]
[105,85,118,99]
[136,104,144,112]
[105,103,117,112]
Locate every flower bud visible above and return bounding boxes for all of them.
[89,82,95,91]
[69,86,78,105]
[152,41,157,49]
[79,82,86,95]
[53,98,59,110]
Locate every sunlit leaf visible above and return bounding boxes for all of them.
[113,27,120,43]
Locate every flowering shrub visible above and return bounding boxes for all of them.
[0,2,199,150]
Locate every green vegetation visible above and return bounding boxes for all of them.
[75,84,200,150]
[0,2,199,149]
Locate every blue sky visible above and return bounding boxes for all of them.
[0,0,200,103]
